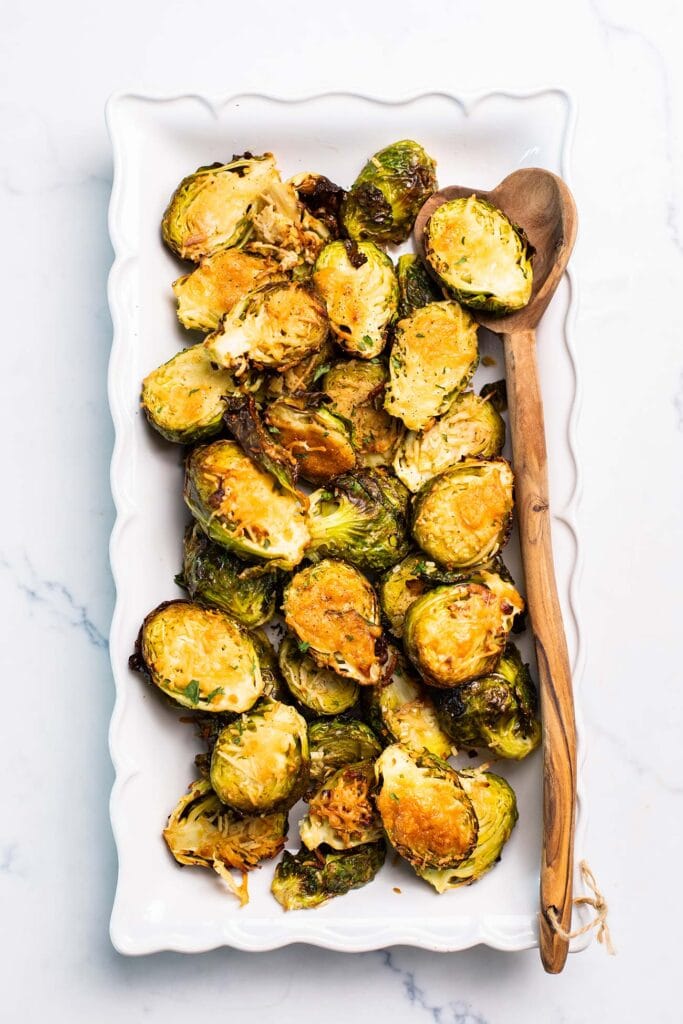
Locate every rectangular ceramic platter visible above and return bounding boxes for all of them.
[107,89,586,955]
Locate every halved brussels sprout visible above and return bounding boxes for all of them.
[425,195,534,313]
[204,280,329,375]
[411,457,514,568]
[375,744,478,870]
[288,172,346,238]
[308,468,411,573]
[250,627,290,703]
[364,650,452,758]
[278,633,360,717]
[419,769,518,891]
[172,249,281,331]
[184,439,310,570]
[162,154,282,261]
[210,700,309,814]
[313,240,398,358]
[322,359,404,467]
[141,343,243,444]
[434,642,541,759]
[307,719,383,795]
[264,339,336,401]
[222,394,302,502]
[299,760,383,851]
[271,841,386,911]
[384,302,479,431]
[396,254,443,318]
[130,600,263,713]
[246,177,332,270]
[403,575,523,688]
[394,390,506,493]
[378,552,431,638]
[341,140,437,245]
[265,396,356,484]
[282,559,386,685]
[179,522,279,628]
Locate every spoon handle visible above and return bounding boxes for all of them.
[502,328,578,975]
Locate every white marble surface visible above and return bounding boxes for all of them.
[0,0,681,1019]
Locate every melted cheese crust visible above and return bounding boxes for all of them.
[173,249,280,331]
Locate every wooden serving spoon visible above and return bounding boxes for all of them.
[414,169,578,974]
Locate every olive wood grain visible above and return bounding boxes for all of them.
[415,169,578,974]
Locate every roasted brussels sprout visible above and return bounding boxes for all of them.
[307,719,383,795]
[179,522,278,627]
[411,457,514,568]
[264,339,336,400]
[141,343,243,444]
[396,254,443,318]
[384,302,479,431]
[322,359,404,467]
[341,140,437,245]
[246,176,332,269]
[204,280,329,375]
[288,172,346,238]
[403,574,523,688]
[300,760,383,851]
[250,627,290,703]
[184,439,310,570]
[265,395,356,485]
[364,650,452,758]
[222,394,301,501]
[162,154,282,262]
[375,744,477,870]
[394,389,506,493]
[418,769,518,891]
[130,600,263,713]
[271,841,386,911]
[313,240,398,358]
[172,249,280,331]
[378,552,431,638]
[424,195,534,313]
[308,468,411,573]
[210,700,309,814]
[282,559,386,686]
[278,633,360,717]
[434,642,541,759]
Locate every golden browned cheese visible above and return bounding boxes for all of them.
[323,360,404,466]
[301,762,382,850]
[265,402,356,484]
[172,250,280,331]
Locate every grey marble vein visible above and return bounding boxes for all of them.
[377,951,488,1024]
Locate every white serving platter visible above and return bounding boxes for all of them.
[106,89,587,956]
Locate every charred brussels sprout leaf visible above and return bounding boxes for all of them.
[288,172,346,239]
[172,249,281,331]
[210,700,310,814]
[425,195,534,314]
[341,140,437,245]
[249,627,290,703]
[278,633,360,717]
[313,240,398,358]
[300,760,383,851]
[364,650,452,758]
[411,457,514,568]
[385,301,479,431]
[419,769,518,891]
[222,394,302,503]
[265,395,356,485]
[394,389,506,493]
[322,359,404,467]
[204,280,329,375]
[283,559,386,686]
[375,744,477,871]
[308,468,411,573]
[397,254,443,318]
[131,600,263,713]
[179,522,278,628]
[184,439,310,570]
[271,841,386,911]
[434,642,541,759]
[307,719,383,795]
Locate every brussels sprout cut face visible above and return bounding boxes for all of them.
[172,249,280,331]
[135,600,263,713]
[412,458,514,568]
[300,760,383,851]
[322,359,404,467]
[313,241,398,359]
[204,281,329,374]
[385,301,479,431]
[282,559,385,685]
[271,842,386,911]
[341,140,437,245]
[425,195,533,313]
[378,553,431,639]
[396,254,443,318]
[375,744,478,871]
[278,633,359,716]
[307,719,383,795]
[210,700,309,814]
[265,339,336,400]
[184,440,310,570]
[365,651,452,759]
[394,390,506,493]
[419,769,518,891]
[265,397,356,485]
[162,154,282,262]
